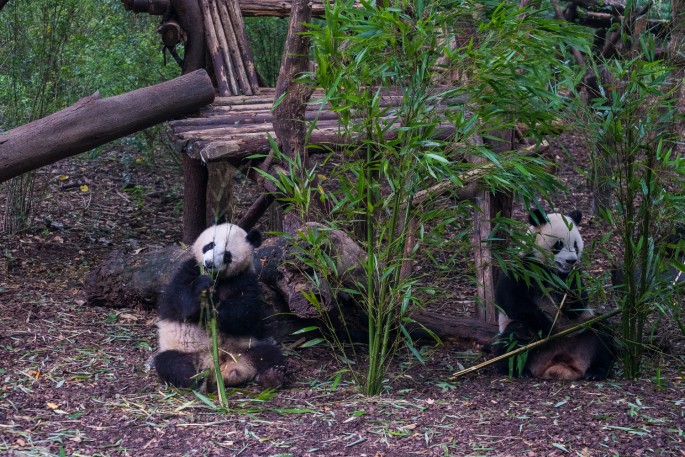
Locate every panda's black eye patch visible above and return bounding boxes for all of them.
[552,240,564,254]
[202,242,215,254]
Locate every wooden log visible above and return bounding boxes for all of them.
[182,153,208,244]
[170,0,205,74]
[273,0,313,162]
[211,90,277,105]
[170,109,341,131]
[216,0,253,95]
[226,0,260,94]
[175,118,344,139]
[0,69,215,184]
[209,0,240,95]
[237,0,360,18]
[84,232,495,344]
[187,123,457,162]
[411,311,498,345]
[199,0,232,95]
[84,246,190,309]
[467,134,497,324]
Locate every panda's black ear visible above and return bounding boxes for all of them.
[246,229,262,248]
[528,209,548,227]
[567,210,582,225]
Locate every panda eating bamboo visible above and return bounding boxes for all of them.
[494,209,616,380]
[153,223,286,391]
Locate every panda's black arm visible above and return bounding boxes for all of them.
[560,279,592,319]
[495,274,554,334]
[157,258,213,322]
[215,273,266,337]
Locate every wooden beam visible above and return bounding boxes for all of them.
[0,69,215,184]
[238,0,358,17]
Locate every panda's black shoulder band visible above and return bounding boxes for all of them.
[246,229,263,248]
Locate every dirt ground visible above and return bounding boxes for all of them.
[1,129,684,456]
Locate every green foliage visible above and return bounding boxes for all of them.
[0,0,177,233]
[260,0,593,394]
[244,17,288,87]
[0,0,176,127]
[580,35,684,379]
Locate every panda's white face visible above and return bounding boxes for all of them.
[192,223,262,278]
[531,212,584,274]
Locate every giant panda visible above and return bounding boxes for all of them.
[493,209,615,380]
[154,223,286,391]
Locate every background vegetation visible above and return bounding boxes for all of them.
[0,0,682,394]
[0,0,178,233]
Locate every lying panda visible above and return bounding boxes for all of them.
[494,209,615,380]
[154,223,286,390]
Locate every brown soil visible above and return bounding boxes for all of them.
[1,133,684,457]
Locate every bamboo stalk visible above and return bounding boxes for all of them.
[449,308,622,380]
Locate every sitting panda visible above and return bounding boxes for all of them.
[494,209,615,380]
[154,222,286,391]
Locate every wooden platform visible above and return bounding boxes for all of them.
[168,88,460,163]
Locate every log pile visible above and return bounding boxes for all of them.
[123,0,359,18]
[169,88,460,163]
[198,0,259,96]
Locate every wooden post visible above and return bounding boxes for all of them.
[467,134,497,324]
[167,0,211,244]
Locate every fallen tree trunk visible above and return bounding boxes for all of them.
[84,227,496,345]
[0,69,215,183]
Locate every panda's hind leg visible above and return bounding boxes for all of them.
[218,340,287,389]
[580,329,616,380]
[249,342,287,388]
[154,350,200,389]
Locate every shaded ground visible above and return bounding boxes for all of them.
[1,133,684,456]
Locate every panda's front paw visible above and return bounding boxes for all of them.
[193,275,214,296]
[255,365,287,389]
[583,369,608,381]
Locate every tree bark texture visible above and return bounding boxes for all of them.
[272,0,313,159]
[467,134,497,324]
[170,0,206,73]
[0,69,215,184]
